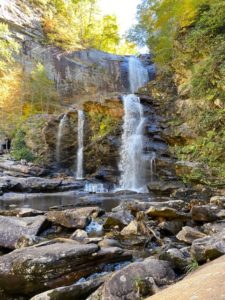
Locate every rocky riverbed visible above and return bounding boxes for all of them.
[0,167,224,299]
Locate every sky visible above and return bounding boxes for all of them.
[99,0,141,36]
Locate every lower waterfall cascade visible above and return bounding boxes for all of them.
[76,110,85,179]
[119,94,147,192]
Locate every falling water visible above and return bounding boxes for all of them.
[76,110,85,179]
[119,94,147,192]
[128,56,149,93]
[56,114,68,164]
[84,183,109,193]
[150,152,156,182]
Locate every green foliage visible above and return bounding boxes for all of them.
[11,130,35,162]
[130,0,225,185]
[30,0,136,54]
[185,259,199,274]
[24,63,59,114]
[88,111,118,141]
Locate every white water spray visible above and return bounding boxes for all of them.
[119,94,147,191]
[128,56,149,93]
[56,114,68,164]
[76,110,85,179]
[84,183,109,193]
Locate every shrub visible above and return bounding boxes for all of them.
[11,130,35,162]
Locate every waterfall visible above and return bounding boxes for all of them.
[128,56,149,93]
[56,114,68,164]
[119,94,147,192]
[84,183,109,193]
[150,152,156,182]
[76,110,85,179]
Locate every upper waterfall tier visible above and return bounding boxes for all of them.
[128,56,150,93]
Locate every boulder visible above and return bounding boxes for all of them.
[144,255,225,300]
[202,221,225,235]
[159,248,192,272]
[125,200,186,214]
[0,176,61,193]
[103,210,134,230]
[0,215,50,249]
[146,207,190,220]
[121,220,139,236]
[88,258,175,300]
[30,273,111,300]
[0,176,84,193]
[46,207,103,229]
[17,208,44,217]
[210,196,225,208]
[159,220,184,235]
[176,226,207,244]
[0,159,45,177]
[191,229,225,263]
[70,229,88,242]
[98,239,122,248]
[191,205,219,222]
[147,181,185,196]
[0,239,132,296]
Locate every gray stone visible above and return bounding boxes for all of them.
[202,221,225,235]
[159,220,184,235]
[0,215,50,249]
[210,196,225,208]
[0,239,131,296]
[191,229,225,263]
[191,205,219,222]
[145,255,225,300]
[159,248,192,271]
[147,207,190,220]
[70,229,88,241]
[46,207,103,229]
[103,210,134,230]
[121,220,139,236]
[98,238,122,248]
[176,226,207,244]
[30,273,111,300]
[88,258,175,300]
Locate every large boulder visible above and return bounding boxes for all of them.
[30,273,111,300]
[0,159,45,177]
[191,229,225,263]
[145,255,225,300]
[103,210,134,230]
[159,248,192,272]
[147,181,185,196]
[0,175,84,193]
[88,258,175,300]
[191,205,219,222]
[46,207,103,229]
[176,226,207,244]
[146,207,190,220]
[0,239,131,296]
[0,215,50,249]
